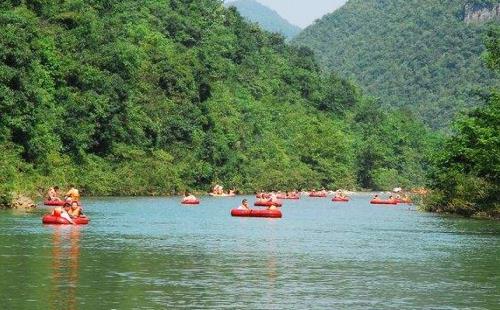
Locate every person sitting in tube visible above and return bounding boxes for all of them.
[238,199,250,210]
[51,203,75,224]
[47,186,62,201]
[65,185,80,202]
[373,194,379,200]
[334,189,341,198]
[68,200,84,218]
[183,191,197,201]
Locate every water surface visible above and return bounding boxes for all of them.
[0,194,498,309]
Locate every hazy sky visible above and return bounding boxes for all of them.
[255,0,348,28]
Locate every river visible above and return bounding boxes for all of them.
[0,193,498,309]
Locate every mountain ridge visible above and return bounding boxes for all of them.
[226,0,302,39]
[294,0,499,128]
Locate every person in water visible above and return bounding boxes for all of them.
[52,203,75,224]
[258,195,270,203]
[183,191,197,201]
[68,201,84,218]
[212,184,224,195]
[65,185,80,202]
[47,186,62,201]
[269,191,278,202]
[238,199,250,210]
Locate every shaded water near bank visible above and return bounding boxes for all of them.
[0,193,498,309]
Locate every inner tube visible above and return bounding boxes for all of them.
[42,215,90,225]
[309,192,327,198]
[370,199,397,205]
[43,200,66,206]
[231,209,282,218]
[181,199,200,205]
[43,200,82,206]
[254,200,283,207]
[395,198,412,204]
[332,197,349,202]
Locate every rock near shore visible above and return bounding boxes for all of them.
[7,193,37,210]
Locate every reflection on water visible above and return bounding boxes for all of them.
[50,226,81,310]
[0,194,498,309]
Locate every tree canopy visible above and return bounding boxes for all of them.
[0,0,433,200]
[425,25,499,217]
[294,0,499,129]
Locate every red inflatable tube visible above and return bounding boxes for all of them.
[44,200,82,206]
[332,197,349,202]
[42,215,90,225]
[181,199,200,205]
[309,193,327,198]
[43,200,66,206]
[370,199,397,205]
[254,200,283,207]
[231,209,282,218]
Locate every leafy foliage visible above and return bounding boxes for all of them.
[0,0,432,200]
[425,26,500,217]
[294,0,499,129]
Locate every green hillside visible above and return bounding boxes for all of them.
[425,26,500,217]
[226,0,301,39]
[0,0,434,202]
[294,0,499,128]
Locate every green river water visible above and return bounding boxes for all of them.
[0,193,498,309]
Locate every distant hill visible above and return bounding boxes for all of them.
[226,0,302,39]
[294,0,499,128]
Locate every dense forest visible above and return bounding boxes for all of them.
[424,26,499,218]
[0,0,435,204]
[294,0,499,129]
[225,0,301,40]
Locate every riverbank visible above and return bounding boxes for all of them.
[419,192,500,220]
[0,192,36,210]
[417,206,500,220]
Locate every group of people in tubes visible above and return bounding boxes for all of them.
[46,185,85,225]
[181,184,235,203]
[210,184,236,196]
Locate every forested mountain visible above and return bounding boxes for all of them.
[425,26,499,218]
[294,0,500,128]
[225,0,301,39]
[0,0,433,202]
